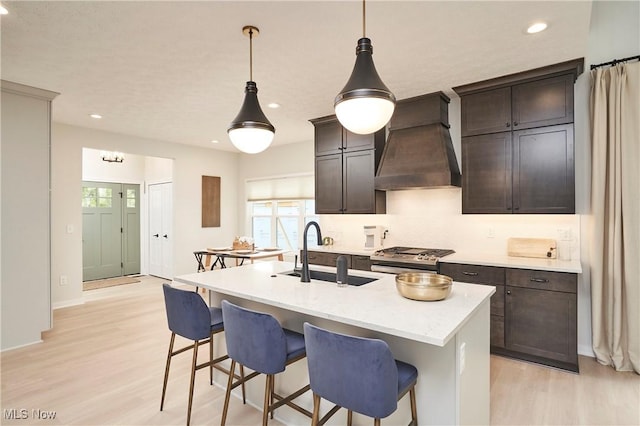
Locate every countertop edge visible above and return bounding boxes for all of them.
[440,253,582,273]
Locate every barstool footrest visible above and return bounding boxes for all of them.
[316,403,342,426]
[270,384,312,418]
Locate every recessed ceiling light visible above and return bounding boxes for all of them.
[527,22,548,34]
[0,5,9,15]
[267,103,280,109]
[89,113,102,119]
[210,140,219,144]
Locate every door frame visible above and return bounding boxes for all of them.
[81,181,141,281]
[147,181,173,279]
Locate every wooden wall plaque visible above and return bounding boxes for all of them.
[202,175,221,227]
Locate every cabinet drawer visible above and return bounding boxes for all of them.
[439,263,505,285]
[506,269,576,293]
[491,315,505,348]
[351,255,372,271]
[305,251,351,268]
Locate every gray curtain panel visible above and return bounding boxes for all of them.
[589,61,640,373]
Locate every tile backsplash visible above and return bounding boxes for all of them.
[319,188,580,260]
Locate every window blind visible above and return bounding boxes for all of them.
[246,174,314,201]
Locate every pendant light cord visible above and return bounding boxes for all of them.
[362,0,366,38]
[248,27,253,81]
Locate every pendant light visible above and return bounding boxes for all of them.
[334,0,395,135]
[228,26,275,154]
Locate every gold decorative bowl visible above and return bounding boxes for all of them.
[395,273,453,301]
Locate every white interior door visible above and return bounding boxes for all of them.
[149,182,173,279]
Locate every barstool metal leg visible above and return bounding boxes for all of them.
[160,333,176,411]
[409,386,418,426]
[209,333,214,385]
[220,360,236,426]
[186,340,199,426]
[262,374,273,426]
[240,365,246,404]
[374,418,381,426]
[311,393,321,426]
[270,374,275,419]
[347,410,353,426]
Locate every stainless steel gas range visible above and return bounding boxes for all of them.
[370,246,455,274]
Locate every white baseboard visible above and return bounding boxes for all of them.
[578,344,595,357]
[52,298,85,310]
[1,339,43,352]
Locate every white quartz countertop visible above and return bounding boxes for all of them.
[173,261,494,347]
[441,252,582,273]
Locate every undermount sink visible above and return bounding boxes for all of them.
[280,270,378,286]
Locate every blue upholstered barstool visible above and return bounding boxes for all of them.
[303,322,418,426]
[161,284,245,426]
[220,300,312,426]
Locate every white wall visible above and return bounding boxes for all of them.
[82,148,146,183]
[51,123,240,308]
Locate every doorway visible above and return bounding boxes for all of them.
[82,181,141,281]
[148,182,173,279]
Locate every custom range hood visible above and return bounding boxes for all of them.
[375,92,461,190]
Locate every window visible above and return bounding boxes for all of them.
[126,188,136,208]
[82,186,112,208]
[251,200,318,251]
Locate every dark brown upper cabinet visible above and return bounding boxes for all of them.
[313,117,379,156]
[310,115,386,214]
[454,58,583,214]
[461,74,574,137]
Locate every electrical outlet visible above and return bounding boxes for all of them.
[486,227,495,239]
[59,275,68,286]
[460,342,466,374]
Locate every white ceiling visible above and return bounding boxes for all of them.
[1,1,592,153]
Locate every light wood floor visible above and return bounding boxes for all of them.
[1,275,638,425]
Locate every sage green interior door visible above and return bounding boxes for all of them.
[82,182,123,281]
[82,181,141,281]
[122,184,141,276]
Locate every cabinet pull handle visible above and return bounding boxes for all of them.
[513,121,519,126]
[153,234,159,238]
[507,290,511,295]
[530,278,549,283]
[462,271,479,276]
[506,122,510,128]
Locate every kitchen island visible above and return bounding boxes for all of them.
[174,261,494,425]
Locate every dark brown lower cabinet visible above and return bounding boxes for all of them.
[303,251,371,272]
[440,262,578,372]
[505,286,577,365]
